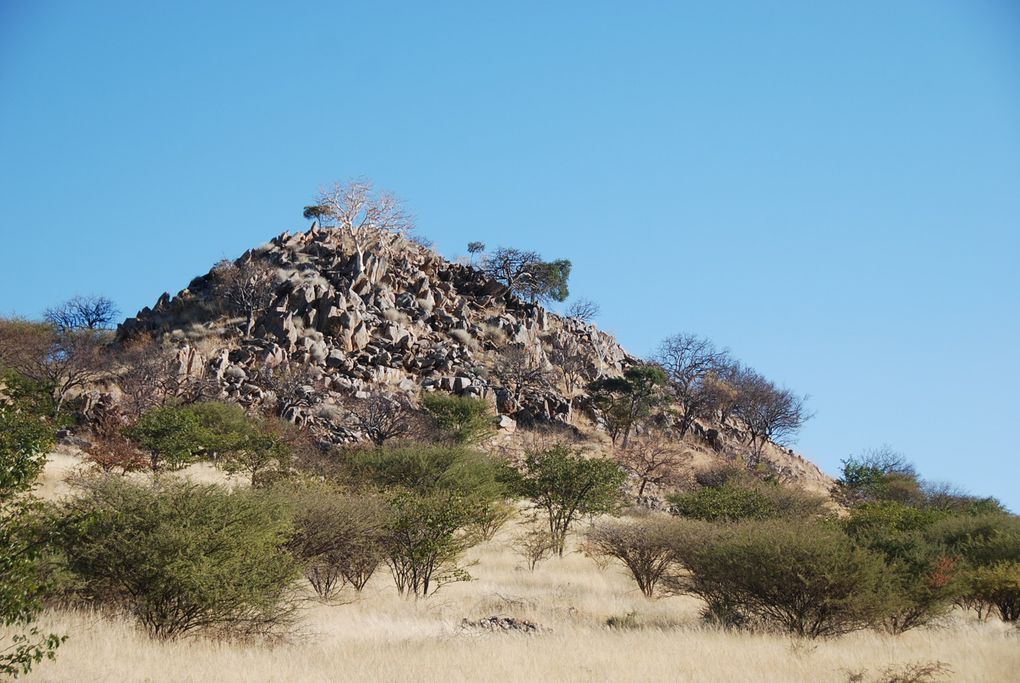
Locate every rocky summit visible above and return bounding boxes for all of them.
[116,224,828,488]
[119,226,630,424]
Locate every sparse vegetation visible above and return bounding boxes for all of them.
[1,192,1014,682]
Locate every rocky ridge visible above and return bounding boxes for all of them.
[116,225,829,490]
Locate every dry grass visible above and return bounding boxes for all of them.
[18,456,1020,682]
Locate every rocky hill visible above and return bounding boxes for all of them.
[116,224,830,491]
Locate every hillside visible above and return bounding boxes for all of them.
[114,224,829,493]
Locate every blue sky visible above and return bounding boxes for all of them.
[2,1,1018,509]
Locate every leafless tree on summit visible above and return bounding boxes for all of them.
[304,181,415,277]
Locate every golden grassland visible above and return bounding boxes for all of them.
[17,453,1020,683]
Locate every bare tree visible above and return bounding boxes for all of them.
[305,180,414,276]
[701,360,743,425]
[257,364,321,422]
[617,434,691,499]
[83,411,149,475]
[44,295,120,331]
[213,259,279,336]
[0,320,108,415]
[655,333,730,439]
[345,392,423,446]
[565,298,600,323]
[512,525,556,571]
[493,346,556,405]
[116,337,206,417]
[585,517,680,598]
[732,368,811,467]
[548,341,592,422]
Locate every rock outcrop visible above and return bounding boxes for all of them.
[116,225,830,491]
[119,226,632,429]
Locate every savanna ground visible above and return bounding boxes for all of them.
[19,452,1020,683]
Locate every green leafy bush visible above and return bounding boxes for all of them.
[932,513,1020,622]
[667,480,830,523]
[189,402,293,484]
[421,394,494,445]
[54,478,298,640]
[843,501,962,633]
[0,408,63,677]
[505,446,625,555]
[384,490,483,597]
[123,404,212,472]
[669,519,891,638]
[345,443,503,501]
[342,444,505,597]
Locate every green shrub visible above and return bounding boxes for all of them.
[842,501,963,633]
[931,513,1020,621]
[0,408,63,677]
[384,490,484,597]
[54,477,298,640]
[123,404,212,472]
[345,444,504,500]
[421,394,494,445]
[669,519,891,638]
[341,444,505,597]
[189,402,293,484]
[966,562,1020,622]
[505,446,625,556]
[667,481,830,522]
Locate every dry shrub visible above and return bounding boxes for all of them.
[585,515,681,598]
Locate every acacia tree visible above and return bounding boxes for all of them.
[655,333,731,439]
[304,180,414,276]
[481,248,571,303]
[124,404,213,472]
[506,446,625,556]
[586,517,681,598]
[588,365,668,447]
[518,259,571,304]
[732,369,811,467]
[467,241,485,265]
[213,259,278,336]
[44,295,120,331]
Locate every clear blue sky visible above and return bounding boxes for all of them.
[2,1,1018,509]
